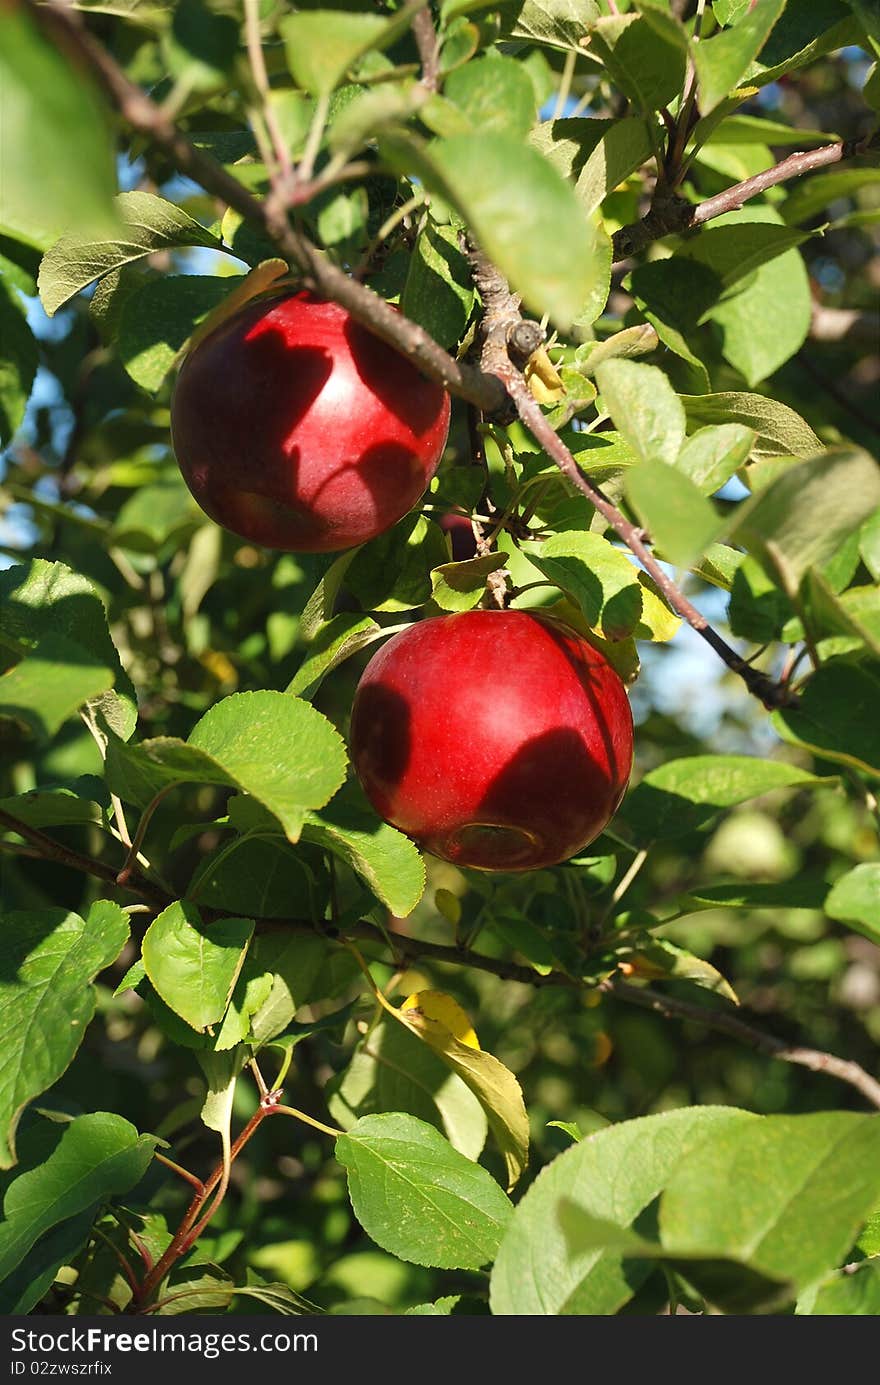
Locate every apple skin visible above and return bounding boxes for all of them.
[439,511,479,562]
[350,609,634,871]
[170,291,451,552]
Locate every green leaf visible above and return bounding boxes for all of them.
[383,131,603,331]
[392,1002,529,1191]
[38,191,221,317]
[0,633,115,743]
[825,864,880,943]
[0,904,129,1167]
[444,54,535,138]
[620,754,827,844]
[805,1262,880,1316]
[660,1112,880,1299]
[243,932,354,1047]
[0,1112,158,1284]
[112,475,202,553]
[752,0,861,86]
[774,661,880,778]
[0,788,103,831]
[782,167,880,226]
[287,614,382,699]
[713,249,810,386]
[0,1210,95,1316]
[510,0,601,51]
[106,690,348,842]
[0,281,38,445]
[163,0,239,90]
[682,392,821,457]
[280,9,399,96]
[595,359,685,466]
[188,835,322,922]
[346,513,447,613]
[141,901,253,1033]
[117,274,238,393]
[528,532,642,640]
[531,117,655,218]
[302,783,426,917]
[430,553,508,613]
[329,1018,488,1161]
[401,221,475,350]
[694,0,787,113]
[729,447,880,596]
[490,1106,753,1315]
[0,559,136,735]
[677,424,755,494]
[686,877,829,911]
[627,938,739,1003]
[335,1113,511,1270]
[589,13,688,113]
[627,459,722,569]
[0,6,118,249]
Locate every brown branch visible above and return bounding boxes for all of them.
[31,0,506,415]
[481,355,794,707]
[411,5,440,92]
[7,804,877,1110]
[613,133,879,261]
[0,808,168,905]
[810,303,880,345]
[608,979,880,1111]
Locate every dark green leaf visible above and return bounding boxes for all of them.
[773,661,880,778]
[0,1112,158,1282]
[0,281,38,445]
[0,905,129,1167]
[620,754,827,844]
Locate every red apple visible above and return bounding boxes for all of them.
[350,609,633,871]
[439,511,479,562]
[170,291,451,552]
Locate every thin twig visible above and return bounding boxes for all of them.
[30,0,506,414]
[607,979,880,1111]
[243,0,292,182]
[5,808,877,1111]
[411,5,440,92]
[0,808,168,904]
[614,133,878,260]
[490,354,796,709]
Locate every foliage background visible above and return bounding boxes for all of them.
[1,0,879,1318]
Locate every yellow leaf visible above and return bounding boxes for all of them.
[524,346,566,404]
[187,259,292,354]
[401,989,479,1050]
[396,1000,529,1191]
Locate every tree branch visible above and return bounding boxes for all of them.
[5,811,877,1110]
[411,5,440,92]
[608,979,880,1111]
[613,133,879,261]
[471,276,795,708]
[0,808,168,905]
[31,0,506,415]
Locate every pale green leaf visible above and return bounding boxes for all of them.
[141,901,253,1033]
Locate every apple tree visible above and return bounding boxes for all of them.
[1,0,880,1318]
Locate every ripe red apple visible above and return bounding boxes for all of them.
[350,609,633,871]
[170,291,451,552]
[439,511,479,562]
